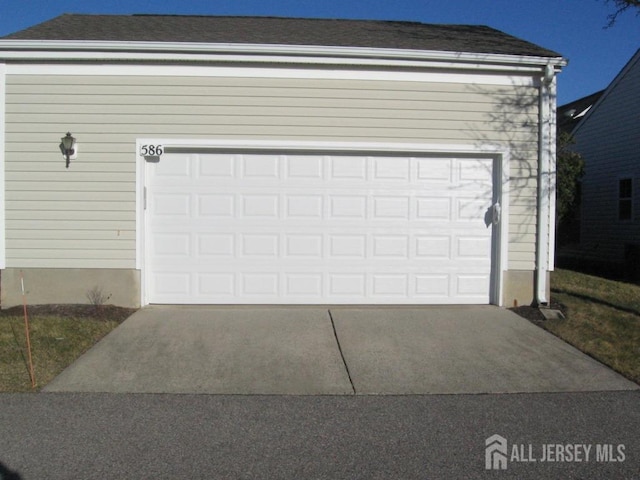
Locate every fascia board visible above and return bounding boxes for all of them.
[0,39,567,70]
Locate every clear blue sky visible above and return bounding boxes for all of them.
[0,0,638,104]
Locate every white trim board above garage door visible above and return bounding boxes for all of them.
[138,141,508,305]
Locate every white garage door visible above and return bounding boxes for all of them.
[145,152,495,304]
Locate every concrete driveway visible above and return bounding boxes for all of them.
[43,306,638,395]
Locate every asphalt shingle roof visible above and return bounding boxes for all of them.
[1,14,562,58]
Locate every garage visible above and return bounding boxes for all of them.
[144,148,497,304]
[0,14,565,309]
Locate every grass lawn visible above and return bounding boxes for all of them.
[545,269,640,385]
[0,305,136,392]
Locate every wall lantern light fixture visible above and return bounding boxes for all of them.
[60,132,77,168]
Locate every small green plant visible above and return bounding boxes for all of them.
[86,286,112,307]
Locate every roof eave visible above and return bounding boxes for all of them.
[0,39,567,71]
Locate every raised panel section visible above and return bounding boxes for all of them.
[154,273,190,295]
[286,235,323,258]
[286,195,323,218]
[242,273,279,295]
[153,234,190,256]
[242,235,279,257]
[198,273,235,295]
[457,275,490,296]
[199,154,234,177]
[286,156,323,179]
[330,196,367,218]
[417,198,451,221]
[155,155,190,177]
[373,275,408,296]
[242,154,279,178]
[242,195,279,217]
[457,199,488,221]
[330,235,366,258]
[330,274,366,296]
[415,275,450,297]
[285,274,322,296]
[373,236,409,258]
[416,237,451,259]
[330,156,367,179]
[153,194,190,216]
[418,158,451,181]
[198,195,234,217]
[198,234,234,256]
[374,197,410,219]
[457,236,491,258]
[374,157,409,180]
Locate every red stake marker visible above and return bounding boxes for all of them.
[20,271,36,389]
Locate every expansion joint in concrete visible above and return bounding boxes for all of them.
[328,309,356,395]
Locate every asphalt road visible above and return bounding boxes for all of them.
[1,391,639,479]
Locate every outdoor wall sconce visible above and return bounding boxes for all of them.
[60,132,77,168]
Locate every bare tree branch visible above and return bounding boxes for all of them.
[606,0,640,27]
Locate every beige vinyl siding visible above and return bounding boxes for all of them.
[4,73,540,269]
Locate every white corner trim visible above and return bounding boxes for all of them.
[547,76,558,272]
[536,69,554,304]
[0,63,5,269]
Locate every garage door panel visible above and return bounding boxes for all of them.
[198,273,236,296]
[286,235,323,257]
[242,273,279,295]
[417,158,452,182]
[198,194,235,217]
[146,152,494,304]
[286,195,323,218]
[457,275,491,296]
[286,155,323,179]
[374,157,410,180]
[285,273,323,296]
[330,156,367,180]
[416,197,451,221]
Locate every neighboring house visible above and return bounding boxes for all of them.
[555,90,604,247]
[0,14,565,308]
[558,90,604,135]
[563,49,640,277]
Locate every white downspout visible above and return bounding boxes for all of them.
[535,64,555,305]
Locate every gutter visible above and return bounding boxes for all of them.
[0,39,567,71]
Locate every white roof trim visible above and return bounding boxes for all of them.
[0,39,567,71]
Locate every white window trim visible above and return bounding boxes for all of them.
[135,139,510,307]
[618,176,634,222]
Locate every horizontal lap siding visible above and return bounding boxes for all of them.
[573,57,640,263]
[4,74,539,269]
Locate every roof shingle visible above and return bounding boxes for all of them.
[1,14,562,58]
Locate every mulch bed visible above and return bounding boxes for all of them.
[0,304,138,322]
